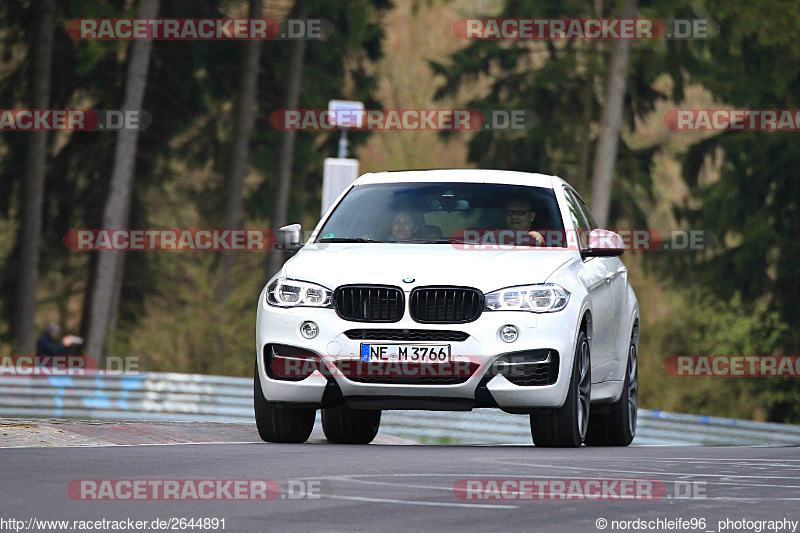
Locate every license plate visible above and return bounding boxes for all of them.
[360,344,451,362]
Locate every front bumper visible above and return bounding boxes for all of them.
[255,288,580,411]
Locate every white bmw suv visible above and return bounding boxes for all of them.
[255,169,639,447]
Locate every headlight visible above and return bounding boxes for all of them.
[266,278,333,308]
[484,283,569,313]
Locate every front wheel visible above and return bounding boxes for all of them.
[254,365,315,443]
[531,330,591,447]
[585,341,638,446]
[322,407,381,444]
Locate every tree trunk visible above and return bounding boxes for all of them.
[574,42,596,196]
[14,0,55,354]
[267,0,308,277]
[589,0,636,228]
[217,0,263,301]
[84,0,159,358]
[105,253,126,348]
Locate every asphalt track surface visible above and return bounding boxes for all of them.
[1,421,799,533]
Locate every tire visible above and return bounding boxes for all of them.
[322,407,381,444]
[531,330,591,447]
[254,365,315,443]
[585,341,638,446]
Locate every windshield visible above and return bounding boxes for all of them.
[315,182,565,246]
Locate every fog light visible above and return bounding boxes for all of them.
[300,321,318,339]
[499,325,519,343]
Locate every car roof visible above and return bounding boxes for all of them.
[354,169,563,189]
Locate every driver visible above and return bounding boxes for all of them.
[505,198,545,245]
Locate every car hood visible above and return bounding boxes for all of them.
[282,243,576,293]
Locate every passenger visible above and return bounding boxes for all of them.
[390,210,424,240]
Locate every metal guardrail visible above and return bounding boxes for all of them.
[2,371,799,446]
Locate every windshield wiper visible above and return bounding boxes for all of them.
[390,239,442,243]
[429,238,468,244]
[429,238,558,247]
[317,237,386,243]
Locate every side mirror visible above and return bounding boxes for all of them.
[275,223,303,251]
[581,229,625,258]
